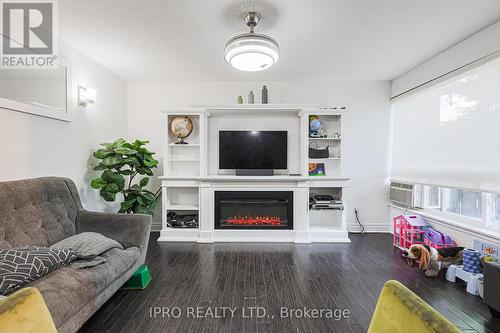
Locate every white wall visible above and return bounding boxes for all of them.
[0,39,127,212]
[392,20,500,98]
[127,81,392,231]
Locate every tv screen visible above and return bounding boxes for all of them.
[219,131,287,170]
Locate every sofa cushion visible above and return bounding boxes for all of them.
[0,178,82,248]
[0,247,77,295]
[29,247,140,328]
[51,232,124,259]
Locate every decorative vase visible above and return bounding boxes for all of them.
[262,85,268,104]
[248,91,254,104]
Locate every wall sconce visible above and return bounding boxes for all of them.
[78,85,97,106]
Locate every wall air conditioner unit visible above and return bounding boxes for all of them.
[389,182,423,208]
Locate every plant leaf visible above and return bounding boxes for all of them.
[120,198,136,211]
[90,178,107,189]
[114,147,137,155]
[102,156,124,166]
[113,138,127,146]
[123,157,140,167]
[139,177,149,187]
[93,149,112,159]
[136,206,151,214]
[137,196,146,205]
[101,170,125,191]
[142,193,156,202]
[100,188,116,202]
[105,183,120,194]
[93,164,108,171]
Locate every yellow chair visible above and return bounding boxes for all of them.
[368,280,461,333]
[0,287,57,333]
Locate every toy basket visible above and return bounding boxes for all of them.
[462,248,482,274]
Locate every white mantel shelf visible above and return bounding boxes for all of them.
[159,175,350,182]
[161,104,347,116]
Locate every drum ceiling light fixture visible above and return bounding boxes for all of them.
[224,12,279,72]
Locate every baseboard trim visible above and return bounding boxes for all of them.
[347,223,391,233]
[150,223,162,232]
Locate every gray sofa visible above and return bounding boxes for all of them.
[0,177,151,333]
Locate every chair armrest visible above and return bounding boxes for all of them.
[368,280,461,333]
[75,210,151,249]
[0,287,57,333]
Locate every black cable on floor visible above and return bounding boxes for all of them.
[351,208,365,234]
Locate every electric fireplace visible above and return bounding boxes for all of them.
[215,191,293,230]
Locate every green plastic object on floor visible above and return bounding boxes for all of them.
[121,265,151,290]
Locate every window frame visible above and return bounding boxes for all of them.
[420,184,498,232]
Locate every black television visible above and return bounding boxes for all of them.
[219,131,287,172]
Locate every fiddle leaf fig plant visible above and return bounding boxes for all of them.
[90,138,160,215]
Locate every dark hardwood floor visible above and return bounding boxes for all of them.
[79,233,500,333]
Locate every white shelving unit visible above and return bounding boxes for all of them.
[302,112,343,178]
[162,112,207,234]
[159,104,349,243]
[165,112,207,178]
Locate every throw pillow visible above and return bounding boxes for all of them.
[51,232,123,259]
[69,256,107,269]
[0,247,77,295]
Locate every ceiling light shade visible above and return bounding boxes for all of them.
[225,12,279,72]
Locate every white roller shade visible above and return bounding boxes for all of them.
[391,56,500,193]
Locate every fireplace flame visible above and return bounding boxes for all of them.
[225,215,282,225]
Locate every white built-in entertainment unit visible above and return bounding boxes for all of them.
[159,104,350,243]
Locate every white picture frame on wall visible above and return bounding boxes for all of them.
[0,60,72,122]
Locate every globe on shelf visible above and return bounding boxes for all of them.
[171,116,193,144]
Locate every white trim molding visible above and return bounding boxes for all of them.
[348,223,391,233]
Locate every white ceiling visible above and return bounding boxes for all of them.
[59,0,500,81]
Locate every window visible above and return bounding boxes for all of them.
[424,186,481,219]
[487,193,500,227]
[441,188,482,219]
[424,186,441,209]
[421,185,499,232]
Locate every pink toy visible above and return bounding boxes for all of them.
[393,214,428,250]
[424,228,455,249]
